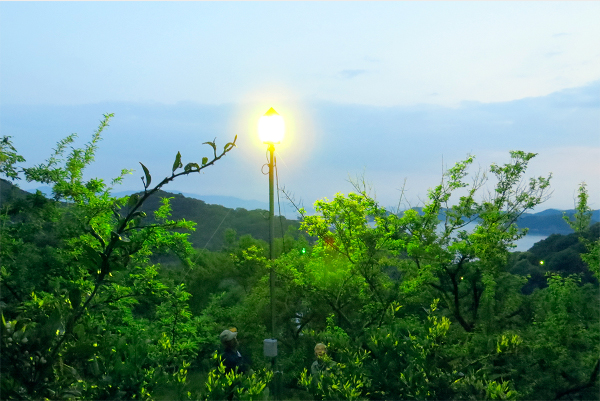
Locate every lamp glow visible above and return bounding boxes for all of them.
[258,108,285,144]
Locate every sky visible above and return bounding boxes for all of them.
[1,2,599,216]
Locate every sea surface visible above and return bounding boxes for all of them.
[513,234,547,252]
[439,221,548,253]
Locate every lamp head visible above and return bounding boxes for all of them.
[258,108,285,144]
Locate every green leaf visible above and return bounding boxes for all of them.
[172,151,183,173]
[184,162,200,172]
[127,194,139,208]
[202,157,208,165]
[139,162,151,188]
[203,140,217,153]
[82,244,102,265]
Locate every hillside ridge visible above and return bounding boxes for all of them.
[2,179,597,246]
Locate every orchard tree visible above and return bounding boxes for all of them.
[0,136,26,181]
[563,182,599,280]
[274,151,553,399]
[396,151,552,333]
[294,151,551,334]
[0,114,238,399]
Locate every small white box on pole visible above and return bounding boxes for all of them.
[263,338,277,357]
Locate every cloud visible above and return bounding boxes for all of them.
[363,56,381,63]
[339,69,368,79]
[3,81,598,212]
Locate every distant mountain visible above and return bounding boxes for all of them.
[29,186,271,212]
[532,208,567,217]
[0,179,31,202]
[507,222,599,293]
[21,185,53,198]
[113,190,270,212]
[518,209,600,235]
[0,180,301,251]
[35,186,298,219]
[396,206,599,236]
[4,180,597,243]
[133,190,301,251]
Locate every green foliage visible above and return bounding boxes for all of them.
[299,363,367,401]
[200,352,272,401]
[296,299,524,400]
[0,136,26,181]
[293,152,551,337]
[512,273,599,399]
[562,183,600,280]
[563,183,593,233]
[2,130,599,401]
[0,114,238,399]
[508,224,599,292]
[276,151,595,400]
[582,238,600,281]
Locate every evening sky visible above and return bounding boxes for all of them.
[1,2,598,214]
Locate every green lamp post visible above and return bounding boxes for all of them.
[258,107,284,339]
[258,107,284,398]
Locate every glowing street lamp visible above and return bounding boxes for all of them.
[258,107,285,144]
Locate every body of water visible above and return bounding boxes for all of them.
[513,234,547,252]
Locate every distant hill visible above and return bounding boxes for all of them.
[3,179,597,246]
[33,187,295,219]
[0,179,300,251]
[508,222,599,294]
[518,209,600,235]
[398,206,599,236]
[0,179,30,203]
[134,190,301,250]
[113,190,271,212]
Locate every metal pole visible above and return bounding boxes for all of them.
[268,143,275,339]
[267,143,279,400]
